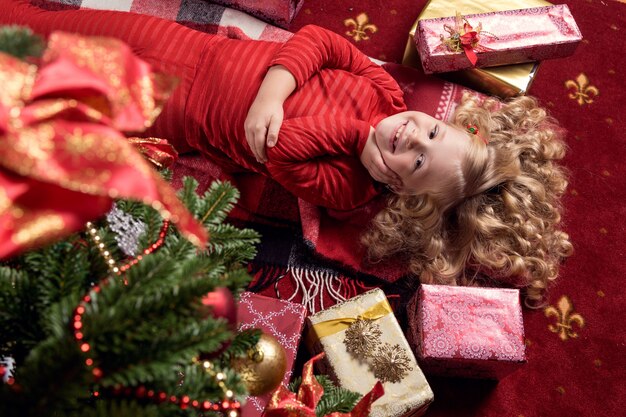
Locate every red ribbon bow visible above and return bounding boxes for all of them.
[265,353,385,417]
[459,22,480,65]
[0,31,207,259]
[441,12,494,67]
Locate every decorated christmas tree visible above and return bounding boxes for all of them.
[0,177,262,417]
[0,25,261,417]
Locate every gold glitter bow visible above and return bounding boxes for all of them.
[0,31,207,259]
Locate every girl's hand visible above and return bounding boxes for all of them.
[360,127,402,189]
[244,98,284,163]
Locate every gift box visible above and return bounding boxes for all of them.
[403,0,553,97]
[306,289,434,417]
[236,292,307,417]
[209,0,304,28]
[416,4,581,74]
[407,284,526,379]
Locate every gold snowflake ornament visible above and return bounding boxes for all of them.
[344,318,382,359]
[343,317,413,384]
[370,343,413,384]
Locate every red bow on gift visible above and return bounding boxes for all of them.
[441,12,494,66]
[265,353,384,417]
[458,22,480,65]
[0,31,207,259]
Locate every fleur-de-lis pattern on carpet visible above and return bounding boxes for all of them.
[344,12,378,42]
[544,295,585,341]
[565,73,599,105]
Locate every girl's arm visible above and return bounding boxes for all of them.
[269,25,404,109]
[245,25,406,162]
[265,116,380,210]
[244,65,296,163]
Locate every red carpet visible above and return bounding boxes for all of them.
[291,1,625,416]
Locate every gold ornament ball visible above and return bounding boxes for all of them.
[231,332,287,396]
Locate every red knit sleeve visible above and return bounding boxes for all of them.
[270,25,404,112]
[265,116,379,210]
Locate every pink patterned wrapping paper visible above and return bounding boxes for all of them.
[406,284,526,379]
[208,0,304,28]
[416,4,582,74]
[237,292,307,416]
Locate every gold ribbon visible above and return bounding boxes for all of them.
[307,299,393,346]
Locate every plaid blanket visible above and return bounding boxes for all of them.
[42,0,470,312]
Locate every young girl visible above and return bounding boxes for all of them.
[2,0,572,304]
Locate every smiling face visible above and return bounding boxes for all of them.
[374,111,472,196]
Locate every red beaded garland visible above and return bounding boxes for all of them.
[135,386,146,398]
[117,220,170,274]
[77,220,240,413]
[92,368,102,379]
[75,220,171,380]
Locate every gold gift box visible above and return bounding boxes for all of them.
[306,289,434,417]
[403,0,551,98]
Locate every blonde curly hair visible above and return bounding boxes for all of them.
[362,94,573,307]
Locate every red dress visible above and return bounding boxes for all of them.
[2,1,407,210]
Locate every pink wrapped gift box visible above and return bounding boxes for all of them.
[209,0,304,28]
[407,284,526,379]
[237,292,307,416]
[416,4,582,74]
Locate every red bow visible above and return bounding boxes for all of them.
[459,22,480,65]
[0,31,207,259]
[265,353,384,417]
[441,13,493,67]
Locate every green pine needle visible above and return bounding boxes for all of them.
[198,181,240,225]
[0,25,45,59]
[221,328,262,362]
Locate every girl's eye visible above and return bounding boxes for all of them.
[429,125,439,140]
[414,154,424,170]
